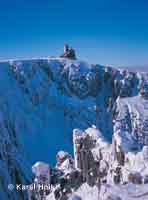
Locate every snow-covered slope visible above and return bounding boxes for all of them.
[1,58,111,165]
[0,58,97,164]
[0,57,148,200]
[71,183,148,200]
[8,58,147,163]
[0,62,32,200]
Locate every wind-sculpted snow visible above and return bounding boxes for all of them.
[0,58,148,199]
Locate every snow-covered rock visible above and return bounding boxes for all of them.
[32,161,50,178]
[56,151,74,174]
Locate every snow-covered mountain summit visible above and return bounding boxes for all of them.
[0,57,148,200]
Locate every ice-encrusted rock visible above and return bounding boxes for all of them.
[113,97,148,151]
[73,126,111,189]
[56,151,70,165]
[56,151,74,174]
[111,81,148,182]
[32,161,50,179]
[29,162,51,200]
[139,77,148,99]
[73,128,96,183]
[46,122,148,200]
[85,125,103,141]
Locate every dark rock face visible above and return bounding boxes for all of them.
[128,172,143,184]
[144,175,148,184]
[73,131,97,184]
[139,80,148,99]
[105,195,122,200]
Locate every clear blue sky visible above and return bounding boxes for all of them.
[0,0,148,67]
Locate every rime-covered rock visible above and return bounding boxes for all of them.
[56,151,74,174]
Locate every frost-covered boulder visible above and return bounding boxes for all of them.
[56,151,74,173]
[30,162,51,200]
[56,151,70,165]
[85,125,103,141]
[32,161,50,179]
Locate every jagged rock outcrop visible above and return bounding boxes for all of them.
[56,151,74,174]
[47,120,148,199]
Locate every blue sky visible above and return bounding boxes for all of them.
[0,0,148,67]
